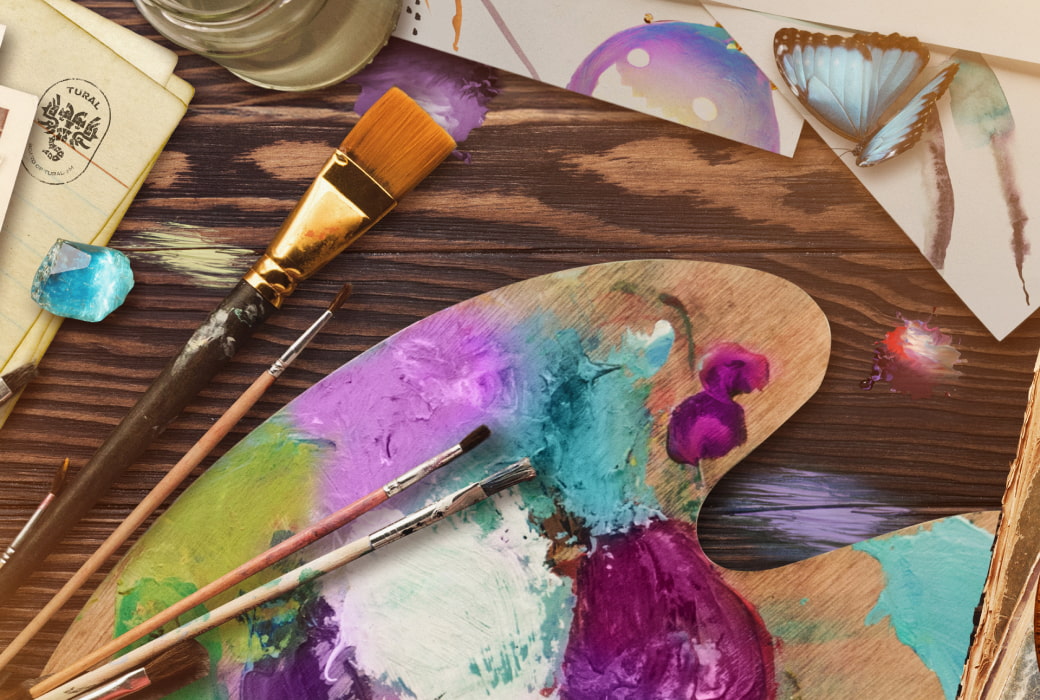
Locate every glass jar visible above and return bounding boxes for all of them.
[133,0,399,91]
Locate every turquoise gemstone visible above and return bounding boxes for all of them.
[31,239,134,322]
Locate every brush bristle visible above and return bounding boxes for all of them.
[50,458,71,495]
[480,458,536,497]
[327,282,353,314]
[459,425,491,453]
[141,640,210,695]
[340,87,456,199]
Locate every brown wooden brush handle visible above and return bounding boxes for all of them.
[0,280,276,599]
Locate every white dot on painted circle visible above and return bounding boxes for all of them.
[626,48,650,67]
[693,96,718,122]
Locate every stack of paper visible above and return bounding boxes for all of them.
[0,0,193,427]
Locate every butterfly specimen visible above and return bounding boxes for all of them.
[774,28,959,167]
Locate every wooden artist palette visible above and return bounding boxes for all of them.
[48,260,997,699]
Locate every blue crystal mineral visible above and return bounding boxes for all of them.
[31,239,134,322]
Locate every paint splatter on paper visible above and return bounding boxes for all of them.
[568,22,780,153]
[949,51,1030,304]
[861,318,962,398]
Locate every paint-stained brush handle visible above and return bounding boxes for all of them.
[0,88,455,602]
[0,281,274,599]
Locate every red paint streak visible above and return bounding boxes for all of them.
[861,318,962,398]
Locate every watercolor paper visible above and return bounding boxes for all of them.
[0,81,37,228]
[704,3,1040,339]
[393,0,804,156]
[56,260,999,699]
[702,0,1040,67]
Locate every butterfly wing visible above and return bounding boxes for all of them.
[774,29,929,144]
[855,61,960,166]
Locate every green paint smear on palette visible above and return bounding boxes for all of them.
[113,418,329,663]
[853,516,993,700]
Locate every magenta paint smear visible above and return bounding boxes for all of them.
[667,343,770,464]
[562,519,774,699]
[350,38,499,159]
[860,318,962,399]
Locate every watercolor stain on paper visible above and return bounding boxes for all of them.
[949,50,1030,305]
[860,317,962,398]
[854,516,992,699]
[568,21,781,153]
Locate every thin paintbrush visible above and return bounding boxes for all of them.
[1,641,210,700]
[0,284,352,674]
[33,425,491,695]
[32,459,535,700]
[0,459,70,570]
[0,363,38,407]
[0,87,456,598]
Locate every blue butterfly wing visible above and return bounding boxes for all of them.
[774,29,929,144]
[856,61,960,166]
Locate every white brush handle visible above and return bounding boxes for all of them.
[35,538,373,700]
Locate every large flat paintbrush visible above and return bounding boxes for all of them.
[29,459,536,700]
[0,88,456,598]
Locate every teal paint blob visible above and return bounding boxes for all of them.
[525,328,664,535]
[949,51,1014,145]
[853,516,993,699]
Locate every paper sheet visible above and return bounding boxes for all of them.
[0,84,37,228]
[693,0,1040,66]
[0,0,192,427]
[704,2,1040,339]
[394,0,804,156]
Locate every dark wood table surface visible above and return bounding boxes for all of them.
[2,0,1037,682]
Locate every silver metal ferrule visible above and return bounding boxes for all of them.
[369,483,486,550]
[268,309,334,377]
[0,378,12,404]
[70,667,149,699]
[382,444,465,499]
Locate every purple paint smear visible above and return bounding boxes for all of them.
[288,315,512,520]
[239,598,375,699]
[350,38,499,159]
[562,519,774,699]
[667,343,770,464]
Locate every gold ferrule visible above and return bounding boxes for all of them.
[243,151,397,307]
